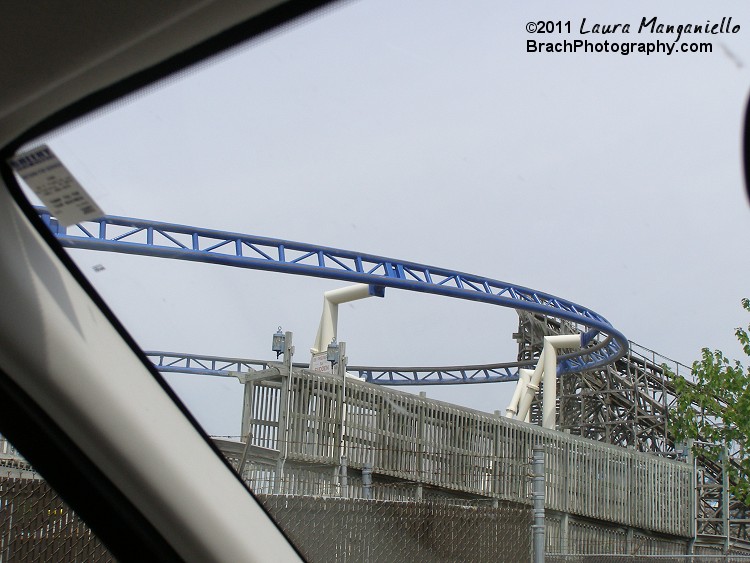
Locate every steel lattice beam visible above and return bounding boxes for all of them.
[146,351,522,385]
[37,207,628,380]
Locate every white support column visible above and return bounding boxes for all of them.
[542,334,581,430]
[514,356,545,423]
[505,368,533,418]
[513,334,581,430]
[311,284,383,355]
[542,339,557,430]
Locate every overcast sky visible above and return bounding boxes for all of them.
[22,0,750,436]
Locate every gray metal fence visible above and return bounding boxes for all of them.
[244,369,693,537]
[545,512,694,556]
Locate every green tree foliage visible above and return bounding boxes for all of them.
[669,298,750,505]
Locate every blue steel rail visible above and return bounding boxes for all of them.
[37,207,628,382]
[145,351,522,385]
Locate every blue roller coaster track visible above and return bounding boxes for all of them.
[145,350,526,386]
[37,207,628,385]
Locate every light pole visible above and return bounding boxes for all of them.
[328,338,348,497]
[274,329,294,494]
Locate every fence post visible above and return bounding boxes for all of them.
[362,462,373,500]
[625,527,633,555]
[335,342,348,497]
[237,378,255,481]
[560,440,570,554]
[532,444,545,563]
[722,443,730,554]
[560,513,569,555]
[418,392,426,486]
[689,449,697,554]
[340,456,348,498]
[274,331,294,494]
[240,378,254,439]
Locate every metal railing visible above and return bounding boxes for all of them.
[242,368,693,537]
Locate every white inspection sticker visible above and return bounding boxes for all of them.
[9,145,104,227]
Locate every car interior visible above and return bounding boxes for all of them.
[0,1,335,561]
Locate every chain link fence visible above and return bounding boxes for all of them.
[547,557,750,562]
[3,469,750,562]
[3,435,749,562]
[0,477,114,563]
[258,494,532,562]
